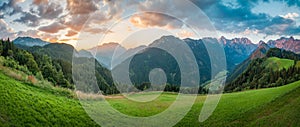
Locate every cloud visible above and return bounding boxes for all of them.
[14,12,40,27]
[279,0,300,7]
[280,12,299,20]
[130,12,183,29]
[38,22,66,33]
[16,29,40,38]
[177,30,194,38]
[243,28,259,35]
[62,14,90,31]
[9,0,63,27]
[61,0,101,32]
[66,0,98,15]
[39,32,59,42]
[32,0,48,5]
[62,0,123,33]
[0,19,15,39]
[129,0,216,30]
[65,30,78,37]
[191,0,300,36]
[129,0,191,29]
[33,1,63,19]
[0,0,24,17]
[83,27,113,34]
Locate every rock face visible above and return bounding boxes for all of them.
[250,41,270,59]
[267,36,300,53]
[13,37,50,47]
[218,36,257,70]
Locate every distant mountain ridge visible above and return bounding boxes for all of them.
[13,37,50,47]
[14,36,300,73]
[267,36,300,53]
[88,42,126,69]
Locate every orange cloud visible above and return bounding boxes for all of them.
[66,0,98,15]
[32,0,48,5]
[39,33,59,43]
[65,30,78,37]
[130,12,183,29]
[38,22,66,33]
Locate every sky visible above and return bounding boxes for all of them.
[1,0,300,49]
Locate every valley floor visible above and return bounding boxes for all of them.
[0,71,299,127]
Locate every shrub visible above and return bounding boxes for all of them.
[28,75,37,84]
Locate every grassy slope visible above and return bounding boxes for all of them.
[264,57,294,70]
[0,68,299,126]
[229,83,300,127]
[0,72,98,127]
[176,81,300,126]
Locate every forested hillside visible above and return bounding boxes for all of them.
[225,48,300,92]
[0,39,120,94]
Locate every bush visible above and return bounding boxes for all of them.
[27,75,37,84]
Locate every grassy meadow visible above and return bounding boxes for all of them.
[0,66,300,126]
[264,57,295,70]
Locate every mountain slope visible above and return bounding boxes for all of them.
[227,42,270,82]
[225,48,300,92]
[16,43,117,94]
[227,81,300,126]
[117,35,258,87]
[13,37,49,47]
[0,72,99,126]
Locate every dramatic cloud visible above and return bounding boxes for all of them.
[62,0,124,33]
[65,30,78,37]
[129,0,217,30]
[0,0,24,17]
[38,22,66,33]
[14,12,40,27]
[62,14,90,31]
[0,19,15,39]
[39,32,59,42]
[66,0,98,15]
[130,12,183,29]
[16,29,40,38]
[32,0,48,5]
[280,12,299,20]
[1,0,300,44]
[191,0,300,36]
[33,1,63,19]
[129,0,193,29]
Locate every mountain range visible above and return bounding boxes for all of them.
[13,36,300,87]
[14,37,49,47]
[267,36,300,53]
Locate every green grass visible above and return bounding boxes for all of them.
[264,57,295,70]
[0,68,300,126]
[0,72,98,126]
[296,61,300,68]
[177,81,300,126]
